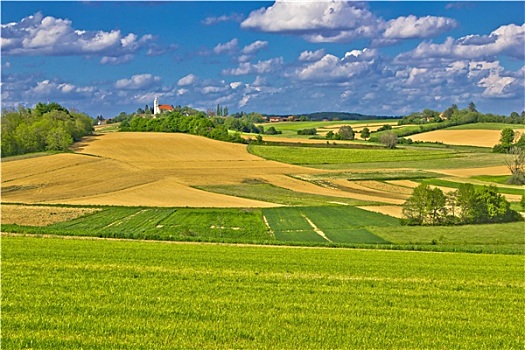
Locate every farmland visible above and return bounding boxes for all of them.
[2,120,524,349]
[3,236,523,349]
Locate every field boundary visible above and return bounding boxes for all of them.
[301,215,332,242]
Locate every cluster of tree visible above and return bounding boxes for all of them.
[262,126,282,135]
[402,183,521,226]
[493,128,525,153]
[399,103,524,126]
[297,128,317,135]
[1,103,94,157]
[215,104,229,117]
[121,111,245,143]
[325,126,355,140]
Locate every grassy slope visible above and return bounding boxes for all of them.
[3,236,523,349]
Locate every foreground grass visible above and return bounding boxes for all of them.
[3,236,523,349]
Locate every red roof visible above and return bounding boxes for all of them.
[158,104,174,111]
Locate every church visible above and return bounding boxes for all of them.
[153,96,174,115]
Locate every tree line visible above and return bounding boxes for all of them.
[121,112,246,143]
[1,103,94,157]
[402,183,521,226]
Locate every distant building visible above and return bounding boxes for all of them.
[154,96,175,115]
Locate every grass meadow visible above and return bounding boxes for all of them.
[3,236,523,349]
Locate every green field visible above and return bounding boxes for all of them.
[4,203,523,253]
[448,122,525,130]
[264,207,394,244]
[419,178,524,196]
[248,145,456,166]
[196,182,376,206]
[3,236,523,349]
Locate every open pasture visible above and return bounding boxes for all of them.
[3,236,523,349]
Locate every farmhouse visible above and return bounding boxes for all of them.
[154,96,174,115]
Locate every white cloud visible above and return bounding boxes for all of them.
[222,57,283,76]
[407,23,525,60]
[202,13,244,26]
[213,38,238,54]
[478,72,516,97]
[383,15,457,39]
[298,49,326,62]
[241,40,268,54]
[100,54,134,65]
[1,12,153,57]
[230,81,243,89]
[115,74,160,90]
[294,50,378,81]
[241,1,456,44]
[178,74,198,86]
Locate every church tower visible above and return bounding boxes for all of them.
[154,96,160,115]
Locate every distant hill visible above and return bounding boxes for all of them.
[264,112,401,121]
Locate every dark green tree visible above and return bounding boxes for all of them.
[360,127,370,140]
[337,125,354,140]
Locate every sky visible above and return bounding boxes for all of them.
[1,1,524,118]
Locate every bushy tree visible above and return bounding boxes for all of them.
[336,125,354,140]
[360,127,370,140]
[505,146,525,185]
[403,183,521,225]
[379,131,398,148]
[402,184,447,225]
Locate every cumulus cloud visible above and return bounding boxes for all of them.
[294,49,379,81]
[178,74,198,86]
[241,1,456,44]
[383,15,457,40]
[405,23,525,60]
[298,49,326,62]
[115,74,160,90]
[1,12,153,57]
[241,40,268,54]
[222,57,283,76]
[213,38,238,54]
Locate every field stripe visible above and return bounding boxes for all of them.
[302,215,332,242]
[262,215,275,238]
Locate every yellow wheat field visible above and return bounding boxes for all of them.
[409,129,523,147]
[2,133,324,207]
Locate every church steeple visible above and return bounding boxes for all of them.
[154,96,159,115]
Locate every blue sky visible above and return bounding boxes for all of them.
[2,1,524,118]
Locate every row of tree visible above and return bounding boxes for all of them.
[399,103,524,125]
[1,103,94,157]
[121,112,246,144]
[402,183,521,226]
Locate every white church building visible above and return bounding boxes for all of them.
[153,96,175,115]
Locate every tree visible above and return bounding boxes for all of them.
[402,184,447,225]
[468,101,477,112]
[337,125,354,140]
[505,146,525,184]
[223,106,229,116]
[360,127,370,140]
[325,130,335,140]
[379,131,398,149]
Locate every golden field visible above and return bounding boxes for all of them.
[409,129,523,147]
[1,131,520,216]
